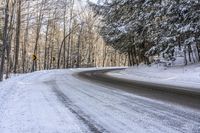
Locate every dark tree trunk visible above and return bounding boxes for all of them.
[44,19,50,70]
[184,45,187,65]
[0,2,9,81]
[14,0,21,73]
[128,51,132,66]
[63,6,67,68]
[76,24,83,68]
[22,2,30,73]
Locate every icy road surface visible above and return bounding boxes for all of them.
[0,69,199,133]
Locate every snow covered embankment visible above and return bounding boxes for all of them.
[108,64,200,90]
[0,70,91,133]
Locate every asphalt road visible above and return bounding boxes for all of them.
[1,69,199,132]
[76,68,200,110]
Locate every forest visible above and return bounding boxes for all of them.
[0,0,200,81]
[0,0,127,81]
[91,0,200,66]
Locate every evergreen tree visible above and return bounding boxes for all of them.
[91,0,200,66]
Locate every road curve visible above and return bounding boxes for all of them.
[75,68,200,110]
[1,69,199,133]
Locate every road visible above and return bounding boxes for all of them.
[0,68,199,133]
[77,68,200,109]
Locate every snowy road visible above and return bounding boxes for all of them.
[78,69,200,109]
[0,69,200,133]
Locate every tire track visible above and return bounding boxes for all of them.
[45,81,109,133]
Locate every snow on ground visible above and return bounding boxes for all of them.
[108,63,200,90]
[0,68,199,133]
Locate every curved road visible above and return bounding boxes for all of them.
[0,68,200,133]
[77,68,200,110]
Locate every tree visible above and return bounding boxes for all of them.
[13,0,21,73]
[0,0,9,81]
[91,0,200,66]
[0,0,126,81]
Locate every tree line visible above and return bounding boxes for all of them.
[91,0,200,66]
[0,0,127,81]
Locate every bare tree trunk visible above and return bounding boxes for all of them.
[184,45,187,65]
[124,54,128,66]
[32,1,44,72]
[63,5,67,68]
[76,23,83,68]
[14,0,21,73]
[196,43,200,61]
[49,45,54,69]
[57,24,80,68]
[67,0,74,68]
[22,1,30,73]
[0,1,9,81]
[114,49,117,66]
[102,45,107,67]
[5,0,15,78]
[128,50,132,66]
[188,45,192,62]
[44,19,50,70]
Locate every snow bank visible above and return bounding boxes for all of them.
[108,63,200,90]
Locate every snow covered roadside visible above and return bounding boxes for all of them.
[3,73,24,80]
[108,63,200,90]
[0,70,91,133]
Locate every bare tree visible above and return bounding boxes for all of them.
[31,0,44,72]
[13,0,21,73]
[0,0,9,81]
[0,0,126,81]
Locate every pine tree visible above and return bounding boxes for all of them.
[91,0,200,66]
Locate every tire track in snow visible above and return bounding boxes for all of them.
[45,80,109,133]
[62,77,200,132]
